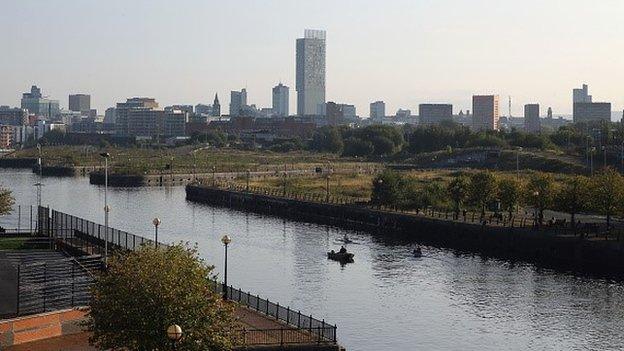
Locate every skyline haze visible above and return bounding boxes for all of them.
[2,0,624,118]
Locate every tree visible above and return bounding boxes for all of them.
[447,176,469,219]
[371,170,406,208]
[590,167,624,229]
[467,171,498,219]
[342,137,374,157]
[498,178,522,219]
[525,172,555,226]
[309,126,343,153]
[555,176,590,229]
[0,188,14,215]
[88,244,239,351]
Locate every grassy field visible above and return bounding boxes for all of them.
[0,237,30,250]
[9,146,376,175]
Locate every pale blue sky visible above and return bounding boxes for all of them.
[1,0,623,117]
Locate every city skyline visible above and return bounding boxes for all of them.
[2,0,624,117]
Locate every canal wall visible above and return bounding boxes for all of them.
[0,158,37,168]
[185,185,624,276]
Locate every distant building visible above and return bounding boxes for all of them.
[212,93,220,116]
[0,125,13,148]
[104,108,116,125]
[0,106,28,126]
[20,85,60,119]
[272,83,289,117]
[296,29,326,116]
[547,107,553,119]
[195,104,212,116]
[472,95,500,131]
[165,105,193,115]
[524,104,541,133]
[230,89,247,116]
[573,84,592,103]
[370,101,385,123]
[68,94,91,113]
[573,102,611,123]
[340,104,356,119]
[395,109,411,119]
[419,104,452,125]
[114,97,159,136]
[326,102,343,125]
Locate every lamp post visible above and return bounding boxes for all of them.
[590,146,596,174]
[516,147,523,181]
[221,235,231,300]
[152,218,161,248]
[36,143,43,209]
[166,324,183,350]
[100,152,110,266]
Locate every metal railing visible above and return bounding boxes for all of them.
[0,204,38,235]
[236,327,337,346]
[221,284,337,344]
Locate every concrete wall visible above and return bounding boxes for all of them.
[186,185,624,276]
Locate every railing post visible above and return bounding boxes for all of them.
[297,310,301,328]
[16,265,20,316]
[256,295,260,311]
[71,264,75,306]
[276,302,280,320]
[280,328,284,346]
[333,325,337,343]
[317,326,321,344]
[266,298,269,315]
[286,307,290,324]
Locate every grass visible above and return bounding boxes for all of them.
[0,237,29,250]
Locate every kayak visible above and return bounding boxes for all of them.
[327,251,354,263]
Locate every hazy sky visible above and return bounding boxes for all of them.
[1,0,623,117]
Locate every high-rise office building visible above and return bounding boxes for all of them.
[104,108,116,125]
[230,89,247,116]
[573,102,611,123]
[524,104,541,133]
[213,93,221,116]
[272,83,289,117]
[472,95,500,131]
[340,104,356,119]
[573,84,592,103]
[370,101,385,123]
[0,106,28,126]
[114,97,159,136]
[68,94,91,113]
[20,85,60,119]
[296,29,326,116]
[419,104,453,125]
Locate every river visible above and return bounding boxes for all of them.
[1,168,623,351]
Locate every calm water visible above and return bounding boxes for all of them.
[1,168,624,351]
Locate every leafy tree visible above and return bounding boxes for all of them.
[447,176,469,218]
[525,172,555,226]
[498,178,522,218]
[342,137,374,157]
[89,244,239,351]
[411,181,447,210]
[309,126,343,153]
[589,167,624,228]
[371,170,406,207]
[0,188,14,215]
[555,175,590,229]
[467,171,498,219]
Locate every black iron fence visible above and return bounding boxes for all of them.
[219,283,337,344]
[236,327,337,346]
[0,204,38,234]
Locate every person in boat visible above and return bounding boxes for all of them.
[339,246,347,254]
[413,246,422,256]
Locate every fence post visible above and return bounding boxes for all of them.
[297,311,301,328]
[256,295,260,311]
[286,307,290,324]
[266,298,269,315]
[317,326,321,344]
[71,264,75,306]
[276,303,280,320]
[280,328,284,346]
[16,265,20,316]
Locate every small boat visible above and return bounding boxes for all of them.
[413,248,422,258]
[327,251,354,263]
[340,237,354,244]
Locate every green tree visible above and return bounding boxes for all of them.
[556,175,590,229]
[498,178,522,219]
[525,172,555,226]
[309,126,344,153]
[468,171,498,219]
[0,188,14,215]
[342,137,374,157]
[590,167,624,228]
[88,244,239,351]
[371,170,406,208]
[447,176,469,218]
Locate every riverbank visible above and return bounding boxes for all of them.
[185,185,624,277]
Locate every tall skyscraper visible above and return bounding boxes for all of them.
[524,104,541,133]
[272,83,289,117]
[573,84,592,104]
[296,29,326,116]
[472,95,500,131]
[20,85,60,119]
[213,93,221,116]
[370,101,385,123]
[229,89,247,116]
[68,94,91,113]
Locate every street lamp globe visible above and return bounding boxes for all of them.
[104,205,111,213]
[221,234,231,245]
[167,324,183,341]
[152,217,161,227]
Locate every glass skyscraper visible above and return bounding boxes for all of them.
[296,29,326,116]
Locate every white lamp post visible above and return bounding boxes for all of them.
[153,217,161,248]
[221,235,231,299]
[166,324,183,350]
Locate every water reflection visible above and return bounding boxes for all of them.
[2,169,624,351]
